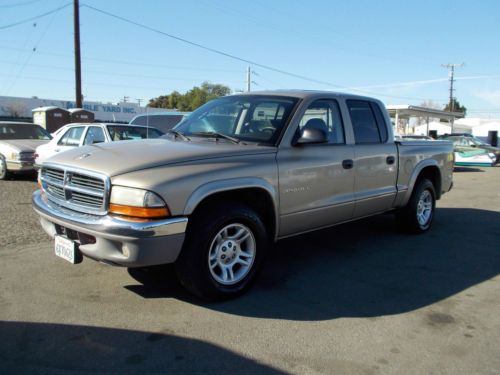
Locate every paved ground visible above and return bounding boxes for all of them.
[1,167,499,374]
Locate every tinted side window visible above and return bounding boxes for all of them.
[84,127,106,145]
[298,99,345,144]
[370,103,388,142]
[58,127,85,146]
[347,100,381,144]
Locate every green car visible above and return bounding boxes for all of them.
[438,134,500,163]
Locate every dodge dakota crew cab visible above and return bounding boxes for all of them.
[33,91,454,300]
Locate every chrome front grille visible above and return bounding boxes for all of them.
[46,184,65,200]
[40,165,109,215]
[69,172,105,191]
[71,191,103,208]
[44,167,64,183]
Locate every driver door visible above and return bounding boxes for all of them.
[277,99,355,237]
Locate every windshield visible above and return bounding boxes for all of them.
[174,95,299,145]
[447,136,489,147]
[470,137,488,145]
[0,124,52,140]
[107,125,164,141]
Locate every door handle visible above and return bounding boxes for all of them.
[342,159,354,169]
[386,156,395,165]
[54,149,60,152]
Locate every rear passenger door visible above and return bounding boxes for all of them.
[347,100,398,218]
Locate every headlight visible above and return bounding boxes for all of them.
[109,186,170,219]
[10,152,19,160]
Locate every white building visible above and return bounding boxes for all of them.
[413,121,452,135]
[0,95,166,123]
[454,118,500,137]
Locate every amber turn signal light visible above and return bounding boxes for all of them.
[109,204,170,219]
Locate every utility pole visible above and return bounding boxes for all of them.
[73,0,83,108]
[246,66,251,92]
[441,63,464,112]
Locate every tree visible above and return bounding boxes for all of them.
[415,100,441,126]
[444,98,467,115]
[0,102,27,118]
[148,82,231,111]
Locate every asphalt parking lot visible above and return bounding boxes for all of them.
[1,167,499,374]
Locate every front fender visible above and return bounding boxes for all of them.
[183,177,280,240]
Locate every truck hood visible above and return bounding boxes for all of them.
[44,138,276,176]
[1,139,49,153]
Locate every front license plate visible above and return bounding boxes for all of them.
[55,235,77,264]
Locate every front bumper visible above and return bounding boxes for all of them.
[32,190,188,267]
[7,160,36,172]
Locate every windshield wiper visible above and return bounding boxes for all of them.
[190,132,244,145]
[167,129,190,141]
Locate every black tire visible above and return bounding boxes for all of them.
[0,156,11,180]
[396,178,436,234]
[175,202,268,301]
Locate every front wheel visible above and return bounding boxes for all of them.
[397,178,436,234]
[175,202,268,300]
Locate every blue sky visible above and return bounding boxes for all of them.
[1,0,499,117]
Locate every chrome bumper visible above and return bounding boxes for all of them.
[32,190,188,267]
[7,160,36,172]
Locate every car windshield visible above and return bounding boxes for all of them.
[446,136,489,146]
[174,95,299,145]
[0,124,52,140]
[470,137,488,146]
[107,126,164,141]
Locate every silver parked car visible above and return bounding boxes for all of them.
[0,121,52,180]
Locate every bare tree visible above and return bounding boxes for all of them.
[415,100,441,126]
[0,103,28,118]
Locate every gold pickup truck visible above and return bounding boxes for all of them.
[32,91,454,300]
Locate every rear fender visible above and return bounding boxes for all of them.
[398,159,440,207]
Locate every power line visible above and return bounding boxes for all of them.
[0,22,38,93]
[250,0,440,66]
[0,2,71,30]
[0,0,43,8]
[0,60,245,84]
[3,0,64,95]
[0,72,241,90]
[0,45,243,73]
[79,3,347,91]
[79,3,439,102]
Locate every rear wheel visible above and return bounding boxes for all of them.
[397,178,436,234]
[175,202,268,300]
[0,156,11,180]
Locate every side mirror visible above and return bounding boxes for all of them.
[295,128,328,145]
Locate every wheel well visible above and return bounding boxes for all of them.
[189,188,277,240]
[416,166,442,199]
